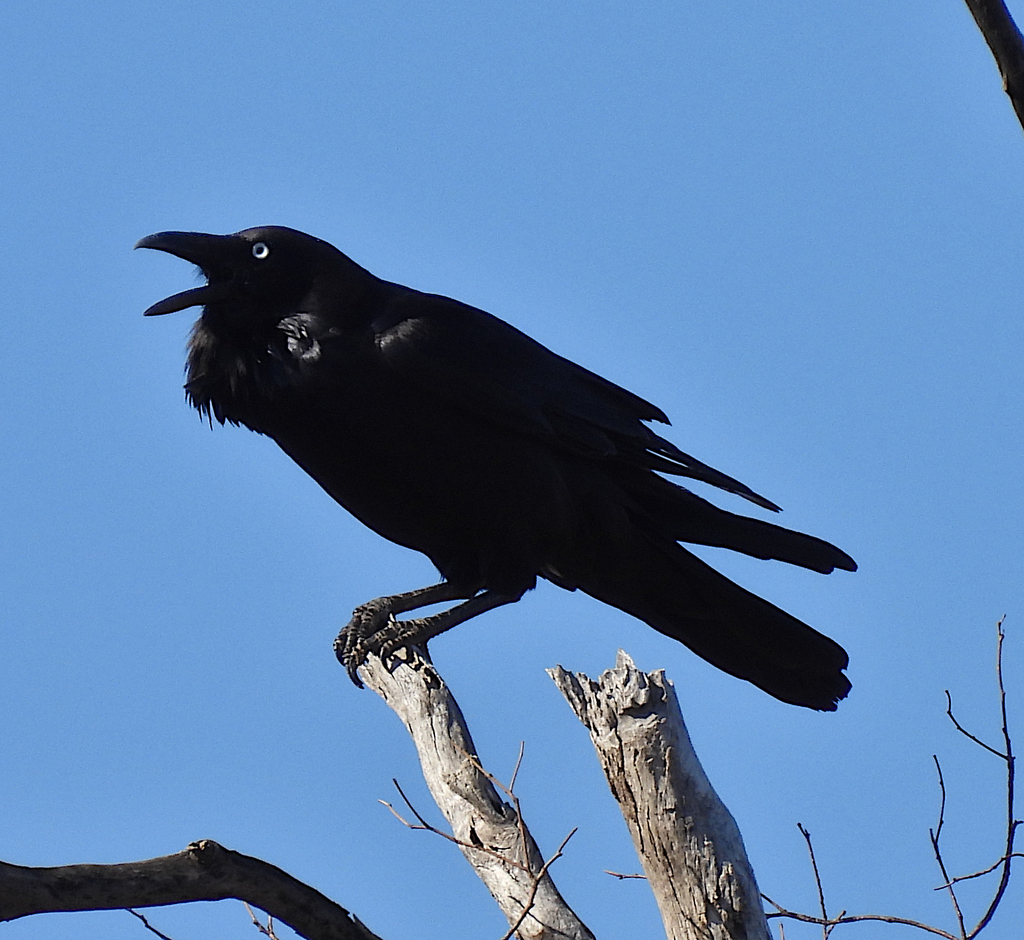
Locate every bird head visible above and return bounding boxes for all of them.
[137,225,376,422]
[135,226,361,334]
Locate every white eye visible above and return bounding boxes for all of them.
[252,242,270,260]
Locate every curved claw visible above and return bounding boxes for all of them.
[333,631,366,688]
[346,657,365,688]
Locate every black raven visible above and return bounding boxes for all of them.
[137,226,856,710]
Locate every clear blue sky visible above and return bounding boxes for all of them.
[2,1,1022,938]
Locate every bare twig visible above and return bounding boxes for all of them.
[965,617,1018,937]
[761,895,960,940]
[945,692,1004,759]
[380,786,522,871]
[127,908,177,940]
[499,828,579,940]
[382,773,577,890]
[933,756,948,845]
[797,824,831,939]
[767,619,1017,940]
[603,870,647,880]
[509,741,526,793]
[937,852,1024,889]
[929,756,966,937]
[389,778,449,835]
[467,742,580,934]
[377,798,415,828]
[245,901,281,939]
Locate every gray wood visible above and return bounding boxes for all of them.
[360,647,595,940]
[550,651,771,940]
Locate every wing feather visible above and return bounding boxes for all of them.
[370,290,779,510]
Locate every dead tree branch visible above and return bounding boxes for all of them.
[0,839,381,940]
[795,824,845,940]
[549,649,771,940]
[929,756,967,936]
[127,908,178,940]
[963,0,1024,133]
[766,618,1018,939]
[357,645,594,940]
[761,897,960,940]
[942,616,1018,937]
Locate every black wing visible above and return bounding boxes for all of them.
[369,290,781,511]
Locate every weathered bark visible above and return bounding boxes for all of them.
[550,651,771,940]
[359,646,595,940]
[0,839,380,940]
[963,0,1024,133]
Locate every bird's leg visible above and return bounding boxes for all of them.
[335,581,473,685]
[335,585,524,686]
[370,588,525,658]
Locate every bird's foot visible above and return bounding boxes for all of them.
[335,597,391,686]
[334,605,444,687]
[334,586,517,687]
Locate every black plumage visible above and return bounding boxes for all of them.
[137,225,856,710]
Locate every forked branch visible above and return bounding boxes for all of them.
[765,618,1018,939]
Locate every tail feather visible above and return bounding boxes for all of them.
[549,465,855,709]
[551,480,851,709]
[633,472,857,574]
[579,536,849,709]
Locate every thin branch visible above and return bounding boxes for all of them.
[509,741,526,793]
[498,828,579,940]
[382,777,540,876]
[797,824,831,939]
[383,788,518,867]
[475,747,537,876]
[945,691,1005,759]
[383,758,580,940]
[761,895,960,940]
[127,908,178,940]
[376,716,585,937]
[245,901,281,939]
[390,778,445,834]
[966,617,1017,937]
[468,741,581,936]
[933,756,948,845]
[929,756,966,937]
[603,870,647,880]
[766,619,1017,940]
[937,852,1024,889]
[377,798,416,828]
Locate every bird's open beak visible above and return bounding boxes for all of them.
[135,231,237,316]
